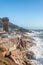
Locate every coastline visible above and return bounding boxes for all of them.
[0,31,35,65]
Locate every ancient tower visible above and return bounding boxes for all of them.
[2,17,9,32]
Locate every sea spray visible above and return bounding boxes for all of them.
[27,30,43,65]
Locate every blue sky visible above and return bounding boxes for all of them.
[0,0,43,29]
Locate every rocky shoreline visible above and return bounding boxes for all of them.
[0,31,35,65]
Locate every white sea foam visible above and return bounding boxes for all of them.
[27,31,43,65]
[31,59,42,65]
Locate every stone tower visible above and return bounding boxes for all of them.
[2,17,9,32]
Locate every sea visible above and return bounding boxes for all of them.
[26,30,43,65]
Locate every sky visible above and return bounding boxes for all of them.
[0,0,43,29]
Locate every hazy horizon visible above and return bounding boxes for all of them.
[0,0,43,29]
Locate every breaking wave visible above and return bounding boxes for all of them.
[27,30,43,65]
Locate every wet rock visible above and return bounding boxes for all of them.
[26,51,34,59]
[24,61,35,65]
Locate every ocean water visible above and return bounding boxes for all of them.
[27,30,43,65]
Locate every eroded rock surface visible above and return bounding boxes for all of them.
[0,32,35,65]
